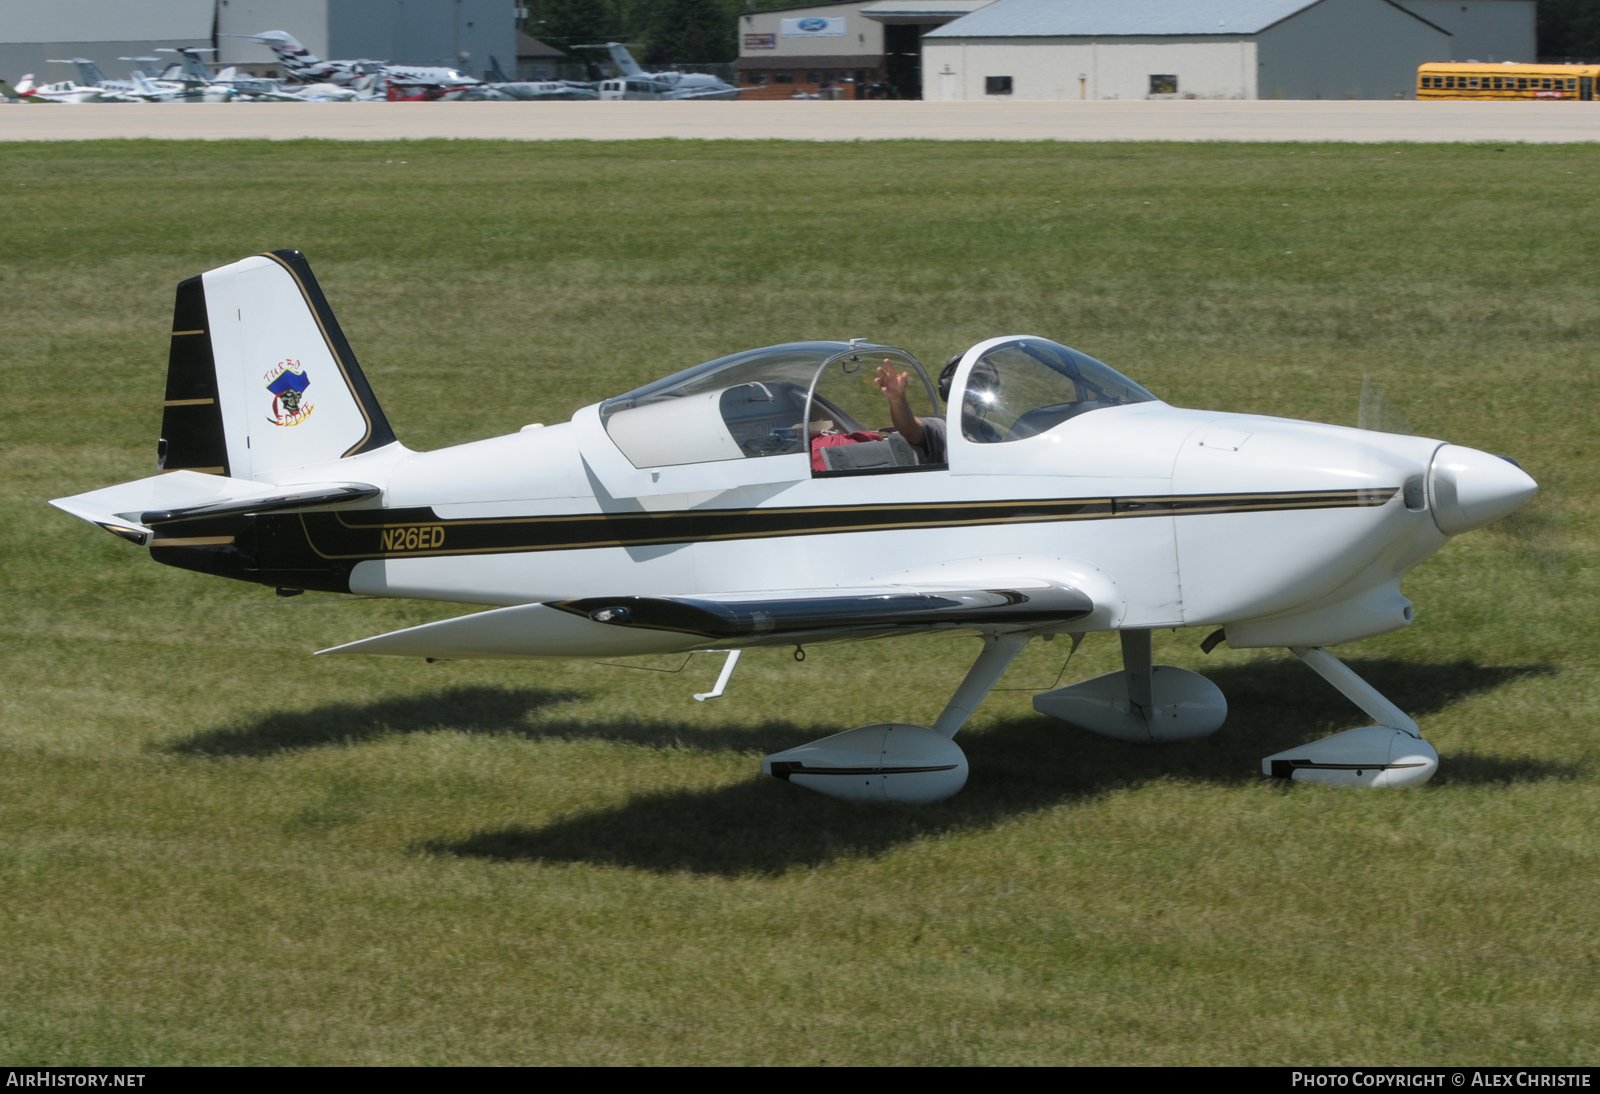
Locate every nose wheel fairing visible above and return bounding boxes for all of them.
[1260,645,1438,789]
[1263,726,1438,788]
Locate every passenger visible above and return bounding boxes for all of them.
[874,354,1000,464]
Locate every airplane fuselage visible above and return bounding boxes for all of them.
[156,396,1452,660]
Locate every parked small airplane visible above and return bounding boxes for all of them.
[120,71,235,103]
[458,56,598,101]
[229,30,478,97]
[13,72,104,103]
[576,43,741,100]
[45,57,144,99]
[52,253,1536,802]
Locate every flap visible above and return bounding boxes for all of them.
[547,581,1094,640]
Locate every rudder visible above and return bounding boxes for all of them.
[160,276,231,475]
[179,249,397,481]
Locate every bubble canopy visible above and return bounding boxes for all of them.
[960,338,1158,445]
[599,342,939,469]
[595,337,1157,471]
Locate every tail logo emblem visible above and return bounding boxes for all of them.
[265,360,315,427]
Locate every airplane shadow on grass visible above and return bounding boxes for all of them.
[437,658,1571,877]
[169,658,1573,876]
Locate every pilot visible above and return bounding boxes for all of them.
[874,354,1000,463]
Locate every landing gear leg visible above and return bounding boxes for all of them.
[1289,646,1419,736]
[931,632,1034,738]
[1032,629,1226,742]
[1261,646,1438,787]
[1120,628,1153,728]
[760,631,1034,803]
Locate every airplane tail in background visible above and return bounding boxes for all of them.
[243,31,323,80]
[48,58,105,86]
[160,250,397,481]
[606,43,644,77]
[577,43,644,78]
[157,47,216,82]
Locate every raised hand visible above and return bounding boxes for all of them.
[875,360,909,401]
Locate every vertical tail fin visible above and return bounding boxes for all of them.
[607,44,644,77]
[248,31,322,80]
[161,250,397,482]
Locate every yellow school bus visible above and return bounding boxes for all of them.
[1418,63,1600,101]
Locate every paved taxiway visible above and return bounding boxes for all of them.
[3,99,1599,142]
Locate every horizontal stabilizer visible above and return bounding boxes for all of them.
[51,470,378,545]
[140,482,378,525]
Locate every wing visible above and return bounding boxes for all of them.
[548,584,1093,640]
[318,579,1096,661]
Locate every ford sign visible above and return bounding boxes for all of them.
[780,16,846,36]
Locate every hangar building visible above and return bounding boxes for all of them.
[0,0,516,85]
[217,0,515,80]
[921,0,1536,101]
[0,0,214,85]
[735,0,991,99]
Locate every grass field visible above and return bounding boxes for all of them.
[1,138,1597,1066]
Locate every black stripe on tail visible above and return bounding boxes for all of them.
[159,277,229,476]
[264,249,397,457]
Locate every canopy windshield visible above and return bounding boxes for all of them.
[960,337,1158,444]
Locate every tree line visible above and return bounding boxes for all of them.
[1538,0,1600,58]
[520,0,1600,67]
[521,0,749,66]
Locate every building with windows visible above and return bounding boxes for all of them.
[921,0,1536,101]
[735,0,990,99]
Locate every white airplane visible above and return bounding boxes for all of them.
[461,56,598,102]
[229,30,477,97]
[13,73,104,103]
[51,252,1537,803]
[47,58,144,100]
[119,71,235,103]
[577,43,741,101]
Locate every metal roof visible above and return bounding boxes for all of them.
[516,31,566,59]
[0,0,214,43]
[926,0,1328,38]
[734,53,886,68]
[739,0,880,14]
[859,0,994,23]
